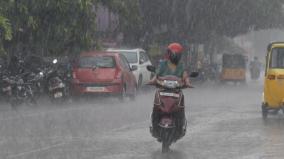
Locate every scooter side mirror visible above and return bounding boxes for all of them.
[130,65,138,71]
[189,72,199,78]
[146,65,156,73]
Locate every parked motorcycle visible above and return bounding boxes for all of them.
[2,73,36,107]
[147,65,198,153]
[26,70,45,98]
[46,59,68,103]
[1,72,12,101]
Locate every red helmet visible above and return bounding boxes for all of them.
[166,43,183,64]
[167,43,184,54]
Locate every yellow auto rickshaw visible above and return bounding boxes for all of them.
[262,41,284,118]
[220,53,246,84]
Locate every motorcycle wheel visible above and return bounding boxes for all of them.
[50,96,64,105]
[50,89,65,105]
[162,140,170,153]
[27,88,37,106]
[129,86,137,101]
[29,97,37,106]
[161,130,172,153]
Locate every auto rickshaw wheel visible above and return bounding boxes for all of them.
[262,103,268,119]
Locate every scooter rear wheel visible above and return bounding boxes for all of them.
[161,130,172,153]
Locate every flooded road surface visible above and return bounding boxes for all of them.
[1,81,284,159]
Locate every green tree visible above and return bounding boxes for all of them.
[0,0,142,56]
[0,16,12,41]
[1,0,97,56]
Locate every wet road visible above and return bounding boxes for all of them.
[1,81,284,159]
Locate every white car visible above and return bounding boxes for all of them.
[107,48,152,88]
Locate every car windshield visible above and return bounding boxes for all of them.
[118,51,138,63]
[79,56,115,68]
[222,54,245,68]
[270,48,284,68]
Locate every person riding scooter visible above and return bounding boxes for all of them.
[148,42,192,140]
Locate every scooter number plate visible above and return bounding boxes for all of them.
[159,118,175,128]
[159,92,179,98]
[54,92,63,98]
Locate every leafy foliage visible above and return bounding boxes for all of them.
[0,0,284,56]
[1,0,97,56]
[0,16,12,41]
[98,0,142,45]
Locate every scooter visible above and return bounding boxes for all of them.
[147,65,198,153]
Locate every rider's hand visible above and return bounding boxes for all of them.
[185,81,194,88]
[147,76,157,85]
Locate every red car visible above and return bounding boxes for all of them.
[71,51,138,100]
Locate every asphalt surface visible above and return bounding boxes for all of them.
[1,80,284,159]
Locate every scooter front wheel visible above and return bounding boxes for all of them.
[162,141,170,153]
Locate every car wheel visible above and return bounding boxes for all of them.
[29,97,38,106]
[150,72,155,79]
[129,85,137,101]
[138,75,143,89]
[119,85,126,102]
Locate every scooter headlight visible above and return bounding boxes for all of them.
[163,80,180,89]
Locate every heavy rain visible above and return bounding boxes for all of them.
[1,0,284,158]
